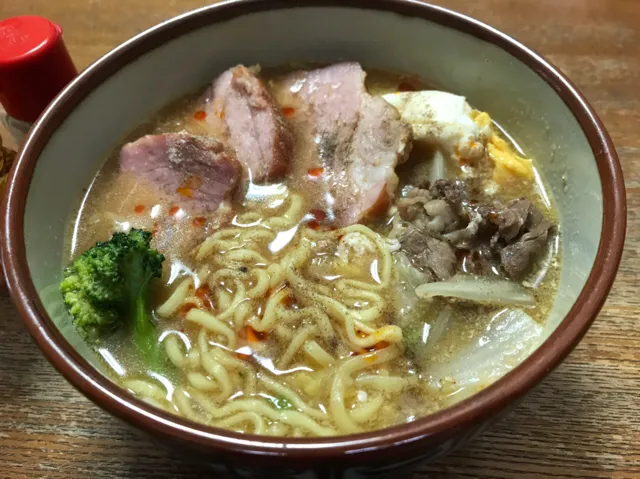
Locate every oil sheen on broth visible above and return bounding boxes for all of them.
[65,64,560,437]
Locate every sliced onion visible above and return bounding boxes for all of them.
[415,274,535,307]
[428,149,448,182]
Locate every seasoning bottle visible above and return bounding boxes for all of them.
[0,16,77,144]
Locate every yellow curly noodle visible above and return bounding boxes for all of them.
[124,188,417,436]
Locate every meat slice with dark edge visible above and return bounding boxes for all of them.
[120,132,240,212]
[205,65,293,182]
[272,62,412,226]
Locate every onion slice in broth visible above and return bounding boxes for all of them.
[415,275,535,307]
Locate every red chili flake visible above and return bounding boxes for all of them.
[307,220,320,230]
[238,326,268,343]
[194,110,207,121]
[310,209,327,221]
[194,285,215,310]
[179,303,196,315]
[169,205,180,216]
[192,216,206,227]
[134,204,145,214]
[176,186,193,198]
[307,167,324,178]
[195,284,210,298]
[281,106,296,118]
[255,330,268,341]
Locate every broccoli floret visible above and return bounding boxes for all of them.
[60,229,166,370]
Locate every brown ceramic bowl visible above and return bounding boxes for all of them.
[0,1,626,477]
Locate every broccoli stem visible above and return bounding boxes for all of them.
[132,292,164,370]
[122,252,166,372]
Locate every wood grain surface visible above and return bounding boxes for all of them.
[1,1,638,478]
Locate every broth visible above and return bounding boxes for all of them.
[63,65,560,436]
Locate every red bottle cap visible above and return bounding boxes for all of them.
[0,16,77,122]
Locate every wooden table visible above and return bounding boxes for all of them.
[1,1,638,477]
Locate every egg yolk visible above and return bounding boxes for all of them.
[472,111,534,183]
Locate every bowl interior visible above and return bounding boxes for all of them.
[23,4,601,408]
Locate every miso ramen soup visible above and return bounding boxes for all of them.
[62,63,559,437]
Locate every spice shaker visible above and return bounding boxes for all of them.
[0,16,77,144]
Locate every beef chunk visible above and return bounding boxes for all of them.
[498,203,552,278]
[204,65,293,181]
[400,226,456,282]
[120,133,240,212]
[396,180,553,280]
[457,246,496,276]
[442,209,484,247]
[493,198,531,243]
[429,179,468,207]
[397,188,461,235]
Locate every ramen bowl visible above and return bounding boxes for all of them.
[0,0,626,477]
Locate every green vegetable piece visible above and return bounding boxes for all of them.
[60,228,166,371]
[268,395,294,410]
[402,320,428,360]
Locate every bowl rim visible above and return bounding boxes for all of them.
[1,0,626,463]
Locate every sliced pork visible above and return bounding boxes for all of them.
[120,132,240,212]
[204,65,292,182]
[272,62,412,226]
